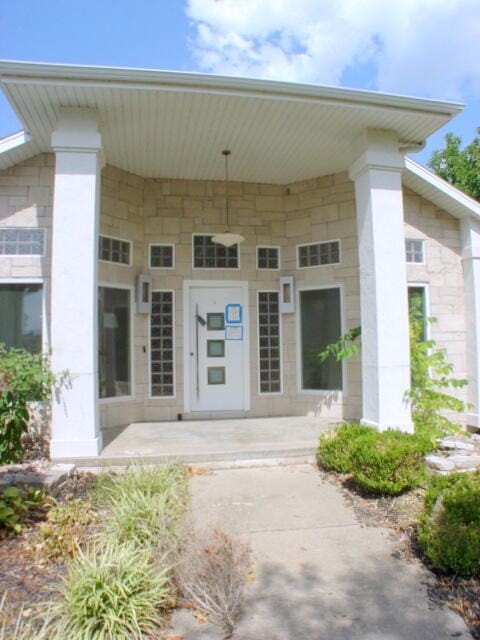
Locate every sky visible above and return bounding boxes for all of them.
[0,0,479,166]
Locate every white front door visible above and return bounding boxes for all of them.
[187,284,248,412]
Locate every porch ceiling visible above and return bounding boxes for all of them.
[0,60,462,183]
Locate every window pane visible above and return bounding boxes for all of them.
[408,286,426,341]
[193,235,238,269]
[98,287,131,398]
[0,284,42,352]
[300,288,342,390]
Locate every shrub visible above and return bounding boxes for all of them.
[418,471,480,577]
[317,423,373,473]
[0,344,68,464]
[175,528,250,635]
[349,430,432,496]
[49,541,170,640]
[0,486,45,534]
[39,498,99,561]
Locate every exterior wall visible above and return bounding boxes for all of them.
[403,187,468,413]
[0,155,469,430]
[0,153,54,343]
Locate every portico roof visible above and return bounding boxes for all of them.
[0,60,462,183]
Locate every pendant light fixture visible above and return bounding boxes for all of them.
[211,149,245,248]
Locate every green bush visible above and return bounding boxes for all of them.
[0,485,45,534]
[418,471,480,576]
[317,423,373,473]
[349,430,432,496]
[49,541,170,640]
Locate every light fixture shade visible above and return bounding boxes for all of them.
[211,231,245,247]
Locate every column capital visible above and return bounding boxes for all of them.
[349,129,405,182]
[51,107,102,155]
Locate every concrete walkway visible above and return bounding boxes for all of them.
[70,417,333,467]
[169,465,471,640]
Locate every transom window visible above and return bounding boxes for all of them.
[0,228,45,256]
[99,235,131,265]
[257,246,280,270]
[258,291,282,393]
[298,241,340,268]
[150,291,175,397]
[150,244,174,268]
[193,235,239,269]
[405,239,424,263]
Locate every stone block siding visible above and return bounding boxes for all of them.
[0,154,468,429]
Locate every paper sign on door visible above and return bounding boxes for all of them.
[225,303,242,324]
[225,325,243,340]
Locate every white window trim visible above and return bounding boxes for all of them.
[257,289,283,396]
[256,245,281,271]
[0,277,49,352]
[191,233,241,271]
[405,238,426,265]
[149,289,176,400]
[0,227,47,257]
[182,279,250,413]
[296,239,342,269]
[99,233,133,267]
[295,283,346,395]
[408,281,431,340]
[98,282,135,404]
[149,243,175,270]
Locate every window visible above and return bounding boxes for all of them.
[408,286,427,341]
[150,291,174,397]
[298,241,340,268]
[193,235,239,269]
[406,239,424,263]
[300,288,342,390]
[257,246,280,270]
[98,287,131,398]
[258,291,282,393]
[99,235,131,265]
[150,244,174,268]
[0,228,45,256]
[0,283,42,352]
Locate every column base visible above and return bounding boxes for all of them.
[360,418,414,434]
[467,413,480,430]
[50,434,103,459]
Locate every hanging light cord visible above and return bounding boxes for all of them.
[223,149,231,228]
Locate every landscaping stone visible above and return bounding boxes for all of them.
[448,454,480,471]
[425,454,455,472]
[438,438,475,452]
[0,462,76,495]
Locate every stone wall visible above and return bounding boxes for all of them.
[0,154,469,429]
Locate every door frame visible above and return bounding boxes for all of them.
[183,280,250,413]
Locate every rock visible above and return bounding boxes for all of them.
[0,463,75,494]
[425,454,455,472]
[449,454,480,470]
[439,438,475,452]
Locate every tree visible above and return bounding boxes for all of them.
[428,128,480,201]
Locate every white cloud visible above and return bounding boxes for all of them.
[186,0,480,100]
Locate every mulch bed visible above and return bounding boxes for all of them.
[0,470,96,631]
[317,466,480,639]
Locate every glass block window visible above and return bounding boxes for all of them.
[258,291,281,393]
[99,235,131,265]
[150,291,175,397]
[257,246,280,270]
[0,228,45,255]
[405,239,424,263]
[150,244,174,268]
[193,235,239,269]
[298,241,340,268]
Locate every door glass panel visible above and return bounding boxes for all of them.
[208,366,226,384]
[207,340,225,357]
[300,288,342,390]
[207,313,225,330]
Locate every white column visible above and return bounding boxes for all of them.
[461,218,480,429]
[349,130,413,432]
[50,109,103,458]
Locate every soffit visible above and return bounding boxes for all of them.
[0,61,462,183]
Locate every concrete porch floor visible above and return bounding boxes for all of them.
[68,416,336,467]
